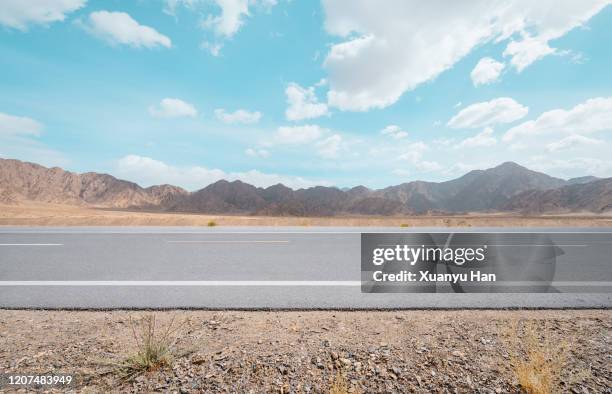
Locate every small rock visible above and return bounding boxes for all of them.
[213,353,227,362]
[191,354,207,365]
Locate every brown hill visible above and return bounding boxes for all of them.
[1,158,609,215]
[373,162,566,213]
[0,158,187,208]
[503,178,612,214]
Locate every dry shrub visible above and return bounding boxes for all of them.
[505,320,568,394]
[116,314,181,381]
[207,220,217,227]
[329,371,349,394]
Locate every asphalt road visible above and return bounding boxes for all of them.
[0,227,610,309]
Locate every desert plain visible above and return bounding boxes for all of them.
[2,202,612,227]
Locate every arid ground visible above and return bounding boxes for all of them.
[0,310,609,393]
[2,202,612,227]
[1,204,610,392]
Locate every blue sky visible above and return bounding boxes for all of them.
[1,0,612,190]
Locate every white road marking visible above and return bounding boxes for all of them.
[431,281,612,287]
[0,243,63,246]
[0,281,609,287]
[0,280,361,286]
[486,244,586,247]
[167,240,289,244]
[379,244,587,247]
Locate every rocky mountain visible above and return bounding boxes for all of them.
[566,176,601,185]
[502,178,612,214]
[0,158,187,208]
[1,158,609,214]
[373,162,566,213]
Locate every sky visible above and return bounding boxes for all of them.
[1,0,612,190]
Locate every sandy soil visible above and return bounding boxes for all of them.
[0,310,609,393]
[1,202,612,227]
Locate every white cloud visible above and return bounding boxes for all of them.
[167,0,277,55]
[245,148,270,158]
[116,154,329,190]
[442,160,502,177]
[527,157,612,178]
[149,98,197,118]
[415,160,443,172]
[546,134,602,152]
[392,168,410,176]
[503,97,612,142]
[82,11,172,48]
[317,134,342,158]
[0,113,68,167]
[265,125,345,159]
[322,0,610,111]
[200,41,223,56]
[380,125,408,139]
[398,151,420,163]
[0,0,85,30]
[163,0,199,16]
[433,137,455,146]
[456,127,497,148]
[0,139,68,168]
[215,108,261,124]
[285,82,329,121]
[259,0,278,9]
[470,57,505,86]
[0,112,43,136]
[398,142,425,161]
[448,97,528,129]
[396,141,443,172]
[201,0,250,38]
[275,125,326,145]
[503,36,555,72]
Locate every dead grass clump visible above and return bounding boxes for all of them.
[207,220,217,227]
[116,314,181,381]
[328,371,349,394]
[505,320,568,394]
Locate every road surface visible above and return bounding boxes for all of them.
[0,227,610,309]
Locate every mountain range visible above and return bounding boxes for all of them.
[1,158,610,215]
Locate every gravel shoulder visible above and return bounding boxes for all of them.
[0,310,609,393]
